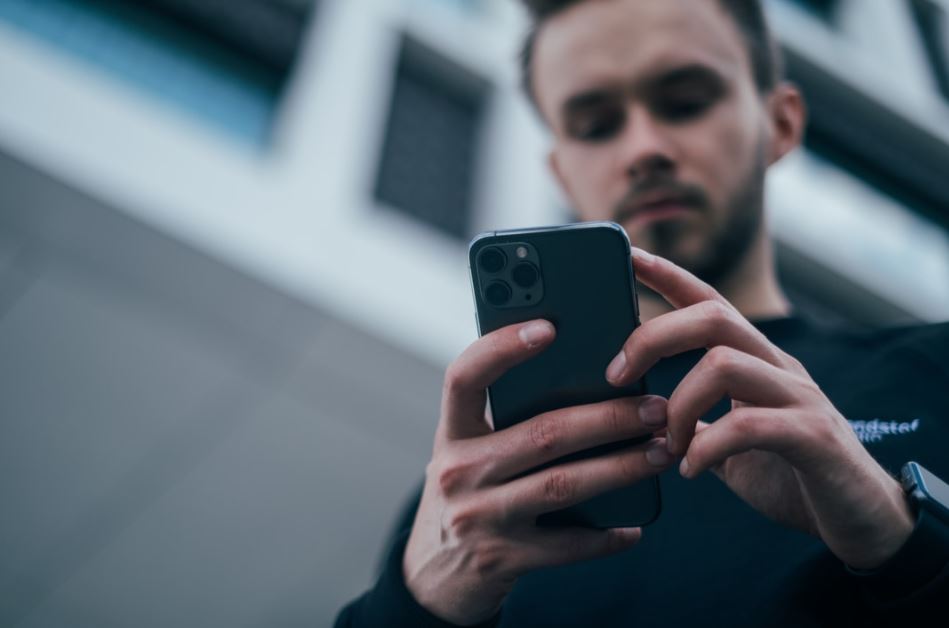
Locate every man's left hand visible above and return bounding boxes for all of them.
[607,248,915,570]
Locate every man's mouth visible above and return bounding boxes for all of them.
[617,193,697,227]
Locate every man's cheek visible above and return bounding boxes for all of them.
[577,180,616,219]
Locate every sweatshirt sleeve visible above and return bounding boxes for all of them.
[841,323,949,621]
[333,486,501,628]
[844,501,949,619]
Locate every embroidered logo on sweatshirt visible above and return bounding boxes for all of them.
[848,419,920,444]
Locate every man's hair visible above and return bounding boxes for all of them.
[519,0,784,113]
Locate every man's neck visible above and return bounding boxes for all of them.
[638,230,792,323]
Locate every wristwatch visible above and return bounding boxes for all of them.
[900,461,949,526]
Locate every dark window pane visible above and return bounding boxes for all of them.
[374,40,488,240]
[909,0,949,102]
[128,0,313,76]
[776,0,839,22]
[0,0,315,147]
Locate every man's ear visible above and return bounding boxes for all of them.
[766,82,807,165]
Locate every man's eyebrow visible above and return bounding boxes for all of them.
[648,63,726,89]
[559,63,726,118]
[561,88,620,118]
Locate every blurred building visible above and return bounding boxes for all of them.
[0,0,947,625]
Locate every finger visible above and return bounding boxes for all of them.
[482,396,668,482]
[680,407,803,478]
[493,438,673,521]
[666,347,800,455]
[515,526,642,572]
[440,320,555,441]
[631,247,725,310]
[606,300,789,386]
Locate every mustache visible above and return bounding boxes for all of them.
[612,179,709,224]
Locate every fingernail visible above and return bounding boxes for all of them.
[646,441,672,466]
[679,457,691,478]
[639,397,666,428]
[633,247,655,263]
[666,432,674,453]
[606,351,627,383]
[519,320,553,348]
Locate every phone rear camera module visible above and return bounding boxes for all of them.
[479,247,506,274]
[511,262,539,289]
[485,280,512,306]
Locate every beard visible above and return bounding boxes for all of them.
[617,144,767,288]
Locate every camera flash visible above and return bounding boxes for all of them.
[516,246,528,259]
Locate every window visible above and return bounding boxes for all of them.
[374,39,489,240]
[779,0,840,22]
[909,0,949,102]
[0,0,315,146]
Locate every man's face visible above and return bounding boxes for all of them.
[534,0,774,284]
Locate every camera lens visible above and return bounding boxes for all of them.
[485,281,512,306]
[511,262,539,288]
[479,247,506,273]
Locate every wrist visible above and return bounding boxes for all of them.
[845,502,949,603]
[402,531,504,627]
[845,475,915,571]
[839,461,949,606]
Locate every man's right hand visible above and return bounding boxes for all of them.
[402,319,673,625]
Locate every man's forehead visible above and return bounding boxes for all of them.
[533,0,750,119]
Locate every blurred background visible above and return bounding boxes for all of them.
[1,0,948,625]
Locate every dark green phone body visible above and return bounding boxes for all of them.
[468,222,661,528]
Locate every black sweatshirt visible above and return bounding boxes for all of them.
[335,317,949,627]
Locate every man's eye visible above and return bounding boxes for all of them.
[569,109,625,142]
[655,96,715,122]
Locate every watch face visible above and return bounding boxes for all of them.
[919,467,949,508]
[907,462,949,525]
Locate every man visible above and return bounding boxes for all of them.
[336,1,949,625]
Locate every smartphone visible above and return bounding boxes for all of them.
[468,221,661,528]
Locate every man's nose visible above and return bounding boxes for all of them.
[619,105,677,181]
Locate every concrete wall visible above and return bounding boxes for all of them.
[0,151,439,626]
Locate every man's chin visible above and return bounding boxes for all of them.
[622,218,704,258]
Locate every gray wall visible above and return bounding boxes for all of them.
[0,152,440,627]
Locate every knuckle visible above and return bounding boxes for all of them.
[630,324,654,356]
[731,409,761,440]
[799,375,823,399]
[436,463,464,496]
[446,502,485,539]
[432,453,477,496]
[699,299,732,324]
[528,416,562,456]
[605,400,628,436]
[618,451,644,483]
[542,470,576,506]
[476,453,501,486]
[705,345,740,374]
[442,363,472,398]
[781,351,806,374]
[801,410,837,443]
[471,540,510,580]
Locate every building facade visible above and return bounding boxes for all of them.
[0,0,947,624]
